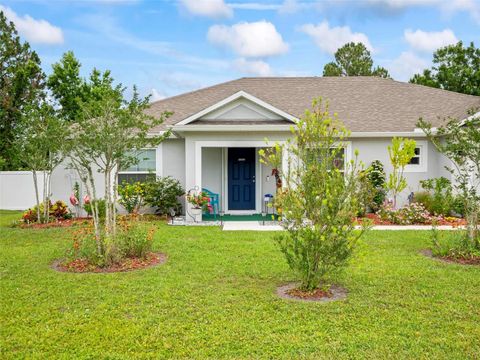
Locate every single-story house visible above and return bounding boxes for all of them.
[45,76,479,220]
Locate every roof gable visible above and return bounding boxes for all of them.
[175,90,297,126]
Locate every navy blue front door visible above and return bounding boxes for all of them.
[228,148,256,210]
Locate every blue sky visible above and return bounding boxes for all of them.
[1,0,479,100]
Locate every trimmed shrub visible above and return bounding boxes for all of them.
[144,176,184,215]
[366,160,386,212]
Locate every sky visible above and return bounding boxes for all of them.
[1,0,479,101]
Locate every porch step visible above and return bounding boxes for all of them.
[222,221,283,231]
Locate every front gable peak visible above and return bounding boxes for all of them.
[175,90,298,126]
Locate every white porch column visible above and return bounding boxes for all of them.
[281,145,290,183]
[185,138,202,222]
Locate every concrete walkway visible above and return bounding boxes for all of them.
[222,221,283,231]
[222,222,463,231]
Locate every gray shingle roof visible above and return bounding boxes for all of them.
[146,77,480,132]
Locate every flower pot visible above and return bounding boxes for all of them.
[190,207,202,216]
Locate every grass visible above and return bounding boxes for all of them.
[1,212,480,358]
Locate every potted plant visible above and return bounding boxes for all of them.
[186,190,211,217]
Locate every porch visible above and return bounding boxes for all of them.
[184,140,287,222]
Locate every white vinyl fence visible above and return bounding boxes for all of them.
[0,171,46,210]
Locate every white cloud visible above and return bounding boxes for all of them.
[179,0,233,18]
[387,51,429,81]
[300,21,373,55]
[0,5,64,45]
[278,0,301,14]
[404,29,458,53]
[233,58,272,76]
[230,2,280,10]
[365,0,480,22]
[365,0,438,10]
[207,21,289,58]
[442,0,480,22]
[150,88,166,102]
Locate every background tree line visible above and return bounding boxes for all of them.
[1,9,479,172]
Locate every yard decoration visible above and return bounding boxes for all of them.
[260,97,371,295]
[386,137,417,208]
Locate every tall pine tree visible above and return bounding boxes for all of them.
[0,10,45,170]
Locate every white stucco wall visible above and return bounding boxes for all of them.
[351,137,452,206]
[162,139,186,188]
[202,147,222,195]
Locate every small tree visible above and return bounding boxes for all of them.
[366,160,386,211]
[418,115,480,247]
[49,53,170,262]
[16,103,67,223]
[66,86,169,258]
[260,98,370,291]
[386,137,416,208]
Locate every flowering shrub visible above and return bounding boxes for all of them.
[378,202,432,225]
[117,217,155,258]
[186,191,211,210]
[118,181,146,214]
[67,218,156,267]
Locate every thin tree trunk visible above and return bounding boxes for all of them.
[104,168,110,237]
[112,166,119,237]
[42,171,48,223]
[32,170,41,223]
[86,167,102,255]
[44,171,52,224]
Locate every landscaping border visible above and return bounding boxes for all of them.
[51,252,167,273]
[421,249,480,266]
[276,282,348,303]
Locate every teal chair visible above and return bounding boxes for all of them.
[202,188,219,219]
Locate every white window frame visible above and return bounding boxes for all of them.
[308,141,352,173]
[117,146,162,181]
[404,140,427,173]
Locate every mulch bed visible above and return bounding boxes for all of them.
[277,283,347,303]
[20,215,170,229]
[52,252,167,273]
[356,213,467,226]
[421,249,480,266]
[20,218,92,229]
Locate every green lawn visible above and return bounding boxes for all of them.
[1,213,480,359]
